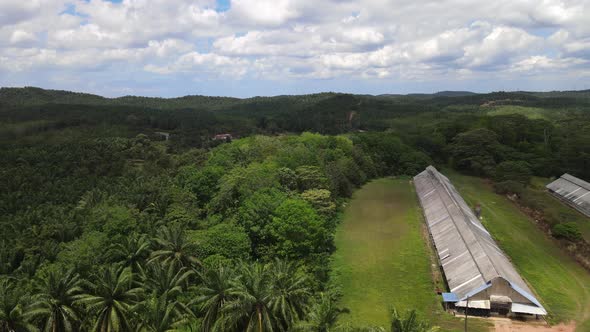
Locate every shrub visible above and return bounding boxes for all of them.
[493,180,525,196]
[519,191,545,211]
[552,222,583,241]
[543,209,579,227]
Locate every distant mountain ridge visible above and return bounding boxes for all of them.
[0,86,241,110]
[0,86,347,111]
[376,90,477,98]
[1,86,590,111]
[433,90,479,97]
[520,89,590,98]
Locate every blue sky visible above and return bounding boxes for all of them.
[0,0,589,97]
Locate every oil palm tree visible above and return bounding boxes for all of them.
[216,261,276,332]
[107,234,151,272]
[0,279,38,332]
[389,309,438,332]
[268,259,311,331]
[29,269,83,332]
[294,292,348,332]
[139,262,194,298]
[0,241,18,275]
[79,266,142,332]
[149,226,200,269]
[133,293,194,332]
[192,264,235,332]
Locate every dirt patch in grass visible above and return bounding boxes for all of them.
[492,318,575,332]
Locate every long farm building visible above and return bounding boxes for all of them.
[414,166,546,316]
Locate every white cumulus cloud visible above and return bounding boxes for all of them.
[0,0,589,96]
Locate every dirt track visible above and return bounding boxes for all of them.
[492,318,575,332]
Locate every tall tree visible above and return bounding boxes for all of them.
[217,262,276,332]
[294,293,348,332]
[268,199,329,260]
[193,265,235,332]
[29,269,83,332]
[268,260,310,331]
[0,279,38,332]
[140,262,193,298]
[133,293,193,332]
[106,234,152,272]
[79,266,142,332]
[448,128,502,176]
[389,309,438,332]
[150,226,200,268]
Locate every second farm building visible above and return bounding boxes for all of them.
[414,166,547,317]
[546,173,590,218]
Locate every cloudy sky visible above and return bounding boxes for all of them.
[1,0,589,97]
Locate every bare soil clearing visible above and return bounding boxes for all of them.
[491,318,576,332]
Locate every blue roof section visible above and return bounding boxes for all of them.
[460,282,492,301]
[508,280,545,309]
[442,293,459,302]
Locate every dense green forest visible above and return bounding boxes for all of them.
[1,87,590,331]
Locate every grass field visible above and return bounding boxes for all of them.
[484,106,551,120]
[447,171,590,330]
[331,178,489,331]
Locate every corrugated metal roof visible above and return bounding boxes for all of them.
[455,300,490,309]
[442,293,459,302]
[455,300,491,309]
[463,282,492,299]
[511,303,547,315]
[508,281,544,310]
[414,166,546,315]
[546,173,590,217]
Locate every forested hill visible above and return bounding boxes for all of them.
[0,87,336,110]
[2,87,589,110]
[2,87,589,142]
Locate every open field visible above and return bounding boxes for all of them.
[447,171,590,331]
[331,178,489,331]
[485,106,551,120]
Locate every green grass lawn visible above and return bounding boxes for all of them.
[446,171,590,330]
[331,178,489,331]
